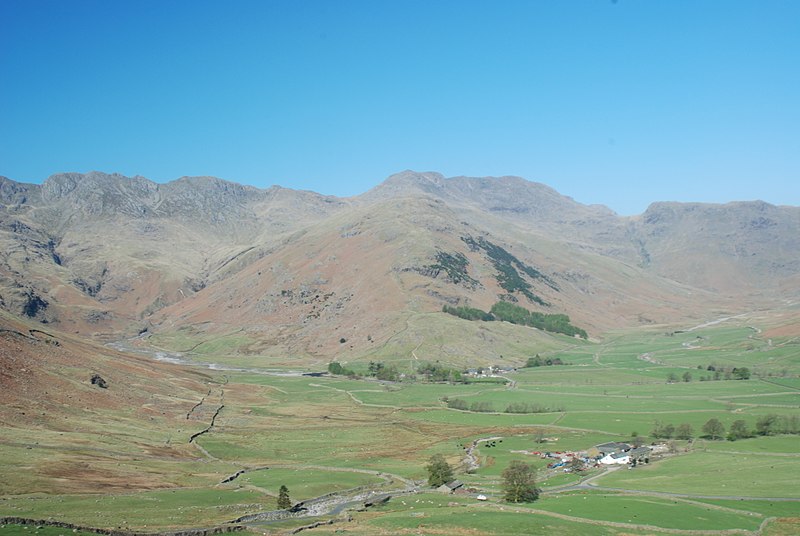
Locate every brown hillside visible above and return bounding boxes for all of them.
[0,310,217,494]
[1,171,798,363]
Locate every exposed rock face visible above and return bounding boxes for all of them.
[0,170,797,356]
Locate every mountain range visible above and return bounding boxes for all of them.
[1,170,798,364]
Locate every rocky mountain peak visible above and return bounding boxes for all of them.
[0,176,39,205]
[41,171,130,200]
[363,170,448,199]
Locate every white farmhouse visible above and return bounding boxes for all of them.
[599,451,630,465]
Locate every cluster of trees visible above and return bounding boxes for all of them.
[666,371,695,383]
[490,302,588,339]
[688,415,800,441]
[327,361,357,377]
[651,420,694,440]
[461,235,552,306]
[525,354,565,367]
[445,398,493,412]
[329,360,468,384]
[700,365,751,381]
[442,301,587,339]
[427,251,479,288]
[505,402,565,414]
[751,414,800,436]
[667,366,751,383]
[494,263,548,305]
[698,364,790,380]
[425,455,539,503]
[442,304,494,321]
[417,362,465,383]
[691,417,797,442]
[444,397,563,414]
[367,361,400,381]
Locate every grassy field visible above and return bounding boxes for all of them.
[0,488,273,529]
[533,491,765,531]
[346,493,632,536]
[595,450,800,498]
[2,312,799,534]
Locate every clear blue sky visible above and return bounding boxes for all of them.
[1,0,798,215]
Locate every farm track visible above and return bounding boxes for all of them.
[686,314,750,332]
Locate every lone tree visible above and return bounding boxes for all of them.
[702,418,725,440]
[675,423,693,440]
[651,420,675,439]
[426,454,454,487]
[277,485,291,509]
[755,414,779,436]
[728,419,750,441]
[501,460,539,503]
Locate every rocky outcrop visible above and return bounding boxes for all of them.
[90,373,108,389]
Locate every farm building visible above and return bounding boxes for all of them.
[599,446,651,465]
[436,480,464,494]
[628,446,651,463]
[594,442,631,456]
[599,451,631,465]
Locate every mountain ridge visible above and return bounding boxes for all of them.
[0,170,797,362]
